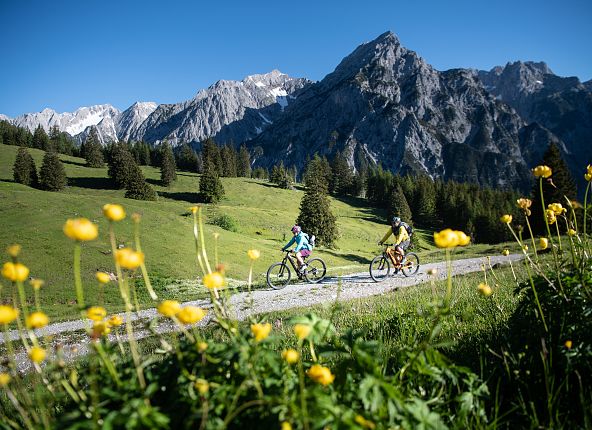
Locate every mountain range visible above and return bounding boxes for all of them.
[2,31,591,191]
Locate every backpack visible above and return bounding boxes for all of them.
[400,222,413,237]
[302,232,315,248]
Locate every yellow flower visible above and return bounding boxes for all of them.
[197,341,208,353]
[500,214,513,224]
[548,203,566,215]
[426,268,438,276]
[502,249,510,256]
[26,311,49,329]
[188,206,199,214]
[251,323,272,342]
[177,306,207,325]
[7,244,21,258]
[115,248,145,270]
[539,237,549,250]
[516,198,532,210]
[307,364,335,385]
[92,321,111,337]
[102,204,126,222]
[294,323,312,340]
[0,305,19,325]
[282,348,300,364]
[564,340,573,349]
[107,315,124,327]
[63,218,98,241]
[157,300,181,317]
[433,229,459,248]
[354,415,377,430]
[247,249,261,260]
[478,283,493,297]
[1,262,29,282]
[522,244,529,251]
[568,229,577,237]
[203,272,225,289]
[545,210,556,225]
[28,346,46,363]
[86,306,107,321]
[131,212,142,223]
[30,278,44,290]
[532,165,552,178]
[280,423,292,430]
[195,379,209,395]
[0,373,10,387]
[455,230,470,246]
[96,271,111,284]
[586,173,592,182]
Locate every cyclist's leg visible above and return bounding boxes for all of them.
[295,251,304,268]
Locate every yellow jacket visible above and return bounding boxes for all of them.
[380,225,409,246]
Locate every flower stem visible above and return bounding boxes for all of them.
[133,219,157,301]
[73,243,85,315]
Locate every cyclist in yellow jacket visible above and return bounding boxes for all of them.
[378,217,410,270]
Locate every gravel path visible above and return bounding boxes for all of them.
[3,254,523,372]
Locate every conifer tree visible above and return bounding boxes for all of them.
[221,145,238,177]
[387,185,412,224]
[160,142,177,186]
[177,143,199,172]
[414,175,437,225]
[238,145,251,177]
[84,128,104,167]
[32,125,50,151]
[202,138,223,176]
[296,155,338,247]
[330,151,353,195]
[530,142,577,233]
[13,147,38,187]
[108,143,136,189]
[39,151,66,191]
[125,164,157,201]
[199,160,225,203]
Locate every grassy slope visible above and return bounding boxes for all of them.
[0,144,520,320]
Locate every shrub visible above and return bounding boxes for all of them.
[210,214,238,232]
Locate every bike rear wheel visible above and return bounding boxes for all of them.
[401,253,420,277]
[266,263,292,289]
[369,255,390,282]
[304,258,326,283]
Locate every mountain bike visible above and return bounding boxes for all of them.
[266,251,327,289]
[369,244,420,282]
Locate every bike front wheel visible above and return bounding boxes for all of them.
[266,263,292,289]
[401,253,420,277]
[304,258,326,283]
[369,255,390,282]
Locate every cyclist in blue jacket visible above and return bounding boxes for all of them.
[282,225,312,273]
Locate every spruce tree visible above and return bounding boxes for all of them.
[39,151,66,191]
[221,145,238,177]
[108,143,136,189]
[387,185,412,224]
[125,164,156,201]
[160,142,177,186]
[13,147,38,187]
[177,143,199,172]
[32,125,50,151]
[84,129,104,167]
[199,160,225,203]
[238,145,251,177]
[296,155,338,247]
[414,175,437,225]
[202,138,223,176]
[530,142,577,233]
[330,151,353,196]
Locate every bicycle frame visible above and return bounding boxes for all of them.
[281,252,304,276]
[382,244,403,267]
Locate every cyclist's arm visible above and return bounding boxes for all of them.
[282,237,295,251]
[379,228,392,244]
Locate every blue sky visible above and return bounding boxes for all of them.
[1,0,590,117]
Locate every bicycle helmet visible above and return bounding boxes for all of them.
[291,225,301,234]
[391,216,401,224]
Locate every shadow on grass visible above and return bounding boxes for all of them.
[61,159,87,167]
[67,177,114,190]
[146,178,162,186]
[158,191,201,203]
